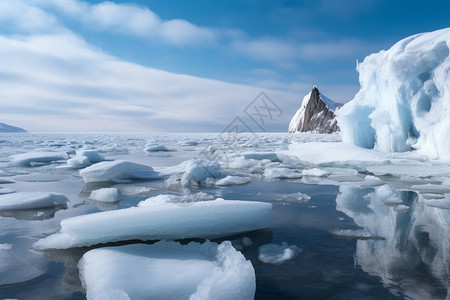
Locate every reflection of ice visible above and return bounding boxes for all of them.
[336,185,450,299]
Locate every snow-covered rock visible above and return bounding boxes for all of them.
[0,122,27,133]
[89,188,119,203]
[79,160,158,183]
[10,151,69,166]
[215,176,251,186]
[289,86,341,133]
[33,199,272,249]
[337,28,450,160]
[78,241,255,300]
[0,192,68,211]
[258,242,301,265]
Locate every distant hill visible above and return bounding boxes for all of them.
[0,123,28,133]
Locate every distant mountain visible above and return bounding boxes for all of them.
[288,86,341,134]
[0,123,27,133]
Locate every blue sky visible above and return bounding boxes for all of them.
[0,0,449,132]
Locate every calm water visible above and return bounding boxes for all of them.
[0,133,448,299]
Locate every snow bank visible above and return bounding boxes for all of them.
[0,192,68,211]
[79,160,158,183]
[89,188,119,203]
[78,241,255,300]
[258,242,301,265]
[215,176,251,186]
[10,151,68,166]
[33,199,272,249]
[337,28,450,160]
[181,159,220,186]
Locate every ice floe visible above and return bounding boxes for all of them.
[80,160,158,183]
[89,188,119,203]
[258,242,301,265]
[215,176,251,186]
[181,159,220,186]
[0,192,68,211]
[302,168,329,177]
[10,151,69,166]
[33,199,272,249]
[78,241,255,300]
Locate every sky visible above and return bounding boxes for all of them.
[0,0,449,132]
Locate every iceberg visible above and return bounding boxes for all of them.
[33,199,272,249]
[79,160,158,183]
[0,192,68,211]
[337,28,450,160]
[78,241,255,300]
[10,151,69,166]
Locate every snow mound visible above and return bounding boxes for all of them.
[215,176,251,186]
[33,199,272,249]
[89,188,119,203]
[78,241,255,300]
[337,28,450,160]
[79,160,158,183]
[10,151,68,166]
[258,242,301,265]
[181,159,220,186]
[0,192,68,211]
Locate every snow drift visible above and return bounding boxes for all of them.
[337,28,450,160]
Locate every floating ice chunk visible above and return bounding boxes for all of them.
[0,244,45,286]
[357,175,385,187]
[66,155,91,169]
[78,241,255,300]
[76,150,104,163]
[278,192,311,204]
[10,151,68,166]
[243,152,280,162]
[215,176,251,186]
[394,204,410,213]
[181,159,220,186]
[144,144,171,152]
[33,199,272,249]
[302,168,329,177]
[118,186,153,196]
[263,168,302,179]
[411,183,450,194]
[258,242,301,265]
[0,188,15,195]
[330,229,383,240]
[181,140,199,146]
[0,192,68,211]
[79,160,158,183]
[89,188,119,203]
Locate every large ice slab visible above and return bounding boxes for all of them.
[79,160,158,183]
[337,28,450,160]
[0,192,68,211]
[10,151,69,166]
[78,241,255,300]
[33,199,272,249]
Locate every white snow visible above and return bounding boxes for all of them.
[263,168,302,179]
[33,199,272,249]
[0,192,68,211]
[89,188,119,203]
[9,151,68,166]
[79,160,158,183]
[302,168,329,177]
[215,176,251,186]
[337,28,450,160]
[181,159,220,186]
[78,240,255,300]
[258,242,301,265]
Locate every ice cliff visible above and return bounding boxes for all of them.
[288,86,341,134]
[337,28,450,160]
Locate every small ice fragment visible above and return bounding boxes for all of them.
[258,242,301,265]
[89,188,119,203]
[215,176,251,186]
[302,168,329,177]
[242,237,253,248]
[394,204,410,213]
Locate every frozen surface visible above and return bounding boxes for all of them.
[80,160,158,183]
[34,199,272,249]
[258,242,301,265]
[78,241,255,300]
[337,28,450,160]
[10,151,68,166]
[0,192,68,211]
[215,176,251,186]
[89,188,119,203]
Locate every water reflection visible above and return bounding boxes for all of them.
[336,185,450,299]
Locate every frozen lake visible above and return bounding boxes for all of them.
[0,132,449,299]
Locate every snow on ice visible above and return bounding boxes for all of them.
[33,199,272,249]
[78,241,255,300]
